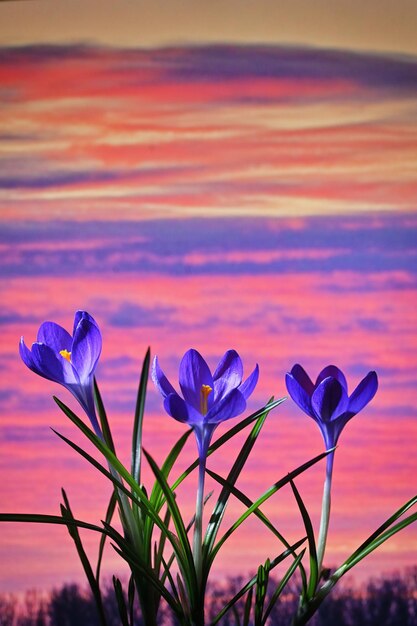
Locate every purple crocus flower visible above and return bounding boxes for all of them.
[153,348,259,582]
[19,311,102,437]
[286,364,378,580]
[152,348,259,458]
[286,364,378,449]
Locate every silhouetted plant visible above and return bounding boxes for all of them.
[48,584,100,626]
[0,593,17,626]
[16,590,47,626]
[2,569,417,625]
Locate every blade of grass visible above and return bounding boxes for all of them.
[293,510,417,626]
[262,549,306,626]
[338,511,417,573]
[206,468,308,595]
[110,541,182,618]
[94,378,116,454]
[144,429,193,552]
[60,489,108,626]
[51,424,191,575]
[254,560,269,626]
[143,448,198,602]
[151,507,172,618]
[211,538,306,625]
[96,490,118,583]
[0,513,107,534]
[113,576,130,626]
[161,556,180,604]
[289,479,318,599]
[154,507,172,580]
[6,506,213,626]
[157,491,213,613]
[243,587,253,626]
[131,347,150,486]
[176,574,191,622]
[150,429,193,513]
[128,575,135,626]
[204,398,280,561]
[208,449,332,570]
[54,396,141,545]
[344,494,417,567]
[61,496,108,626]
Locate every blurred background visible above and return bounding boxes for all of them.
[0,0,416,595]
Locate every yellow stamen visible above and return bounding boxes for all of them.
[200,384,213,415]
[59,349,71,362]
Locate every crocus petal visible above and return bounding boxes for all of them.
[73,310,99,336]
[239,363,259,400]
[212,350,243,400]
[206,388,246,424]
[311,377,349,422]
[163,393,202,425]
[289,364,315,395]
[37,322,73,355]
[20,338,42,376]
[71,318,102,381]
[315,365,348,391]
[348,371,378,414]
[152,356,177,398]
[179,349,214,411]
[30,343,68,384]
[285,372,315,418]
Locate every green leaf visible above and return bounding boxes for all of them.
[0,513,107,534]
[243,587,253,626]
[131,347,151,486]
[110,541,182,617]
[0,508,153,617]
[338,510,417,573]
[50,421,190,573]
[153,507,171,579]
[203,398,281,564]
[60,488,108,626]
[289,479,318,599]
[262,549,306,625]
[294,505,417,625]
[96,490,118,583]
[344,494,417,567]
[175,574,191,621]
[113,576,130,626]
[161,556,180,604]
[149,428,193,514]
[206,468,308,595]
[211,538,306,625]
[150,507,172,618]
[208,448,331,569]
[143,448,197,601]
[128,575,135,626]
[254,560,270,626]
[52,428,143,509]
[144,428,193,554]
[94,378,116,454]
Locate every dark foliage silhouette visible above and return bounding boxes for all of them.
[1,568,416,626]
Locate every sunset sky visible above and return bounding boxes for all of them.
[0,0,416,597]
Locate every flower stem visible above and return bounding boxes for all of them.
[193,452,206,587]
[316,451,335,582]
